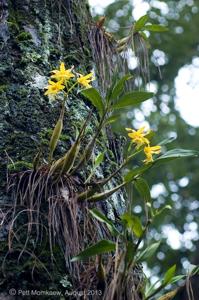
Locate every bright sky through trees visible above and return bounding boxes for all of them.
[89,0,199,127]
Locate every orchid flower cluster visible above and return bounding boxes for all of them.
[45,63,161,165]
[43,62,94,163]
[44,62,94,97]
[126,127,161,164]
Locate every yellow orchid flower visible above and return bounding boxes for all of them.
[77,72,94,88]
[44,80,65,96]
[126,127,150,148]
[144,145,161,164]
[51,62,74,81]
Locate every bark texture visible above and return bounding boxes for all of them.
[0,1,143,299]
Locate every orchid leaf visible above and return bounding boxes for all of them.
[143,24,168,32]
[113,91,153,109]
[81,88,104,117]
[134,15,149,33]
[71,240,116,262]
[110,74,132,100]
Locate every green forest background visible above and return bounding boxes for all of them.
[90,0,199,286]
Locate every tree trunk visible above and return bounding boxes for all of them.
[0,1,143,299]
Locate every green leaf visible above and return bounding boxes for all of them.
[86,152,104,182]
[163,265,176,285]
[106,73,118,100]
[110,74,132,100]
[124,164,152,183]
[135,177,151,203]
[125,241,136,264]
[8,161,33,171]
[143,24,168,32]
[190,265,199,275]
[49,115,63,160]
[169,275,186,285]
[137,241,160,262]
[71,240,116,262]
[158,136,176,146]
[154,205,172,218]
[134,15,149,32]
[121,212,143,238]
[89,208,119,236]
[155,149,199,166]
[105,115,120,125]
[145,279,160,298]
[113,91,154,109]
[81,88,104,117]
[94,152,104,168]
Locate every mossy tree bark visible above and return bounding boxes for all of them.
[0,1,143,299]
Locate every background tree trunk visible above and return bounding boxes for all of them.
[0,1,143,299]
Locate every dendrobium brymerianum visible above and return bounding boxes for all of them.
[44,80,65,96]
[126,126,161,164]
[44,62,94,97]
[77,72,94,88]
[44,62,95,164]
[125,127,150,148]
[51,62,75,82]
[144,145,161,164]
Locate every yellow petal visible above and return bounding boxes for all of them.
[84,72,93,79]
[60,62,65,71]
[48,80,55,84]
[151,145,161,150]
[137,126,145,134]
[128,132,136,139]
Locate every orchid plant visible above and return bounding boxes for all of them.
[6,14,199,300]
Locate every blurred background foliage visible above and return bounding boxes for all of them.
[89,0,199,290]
